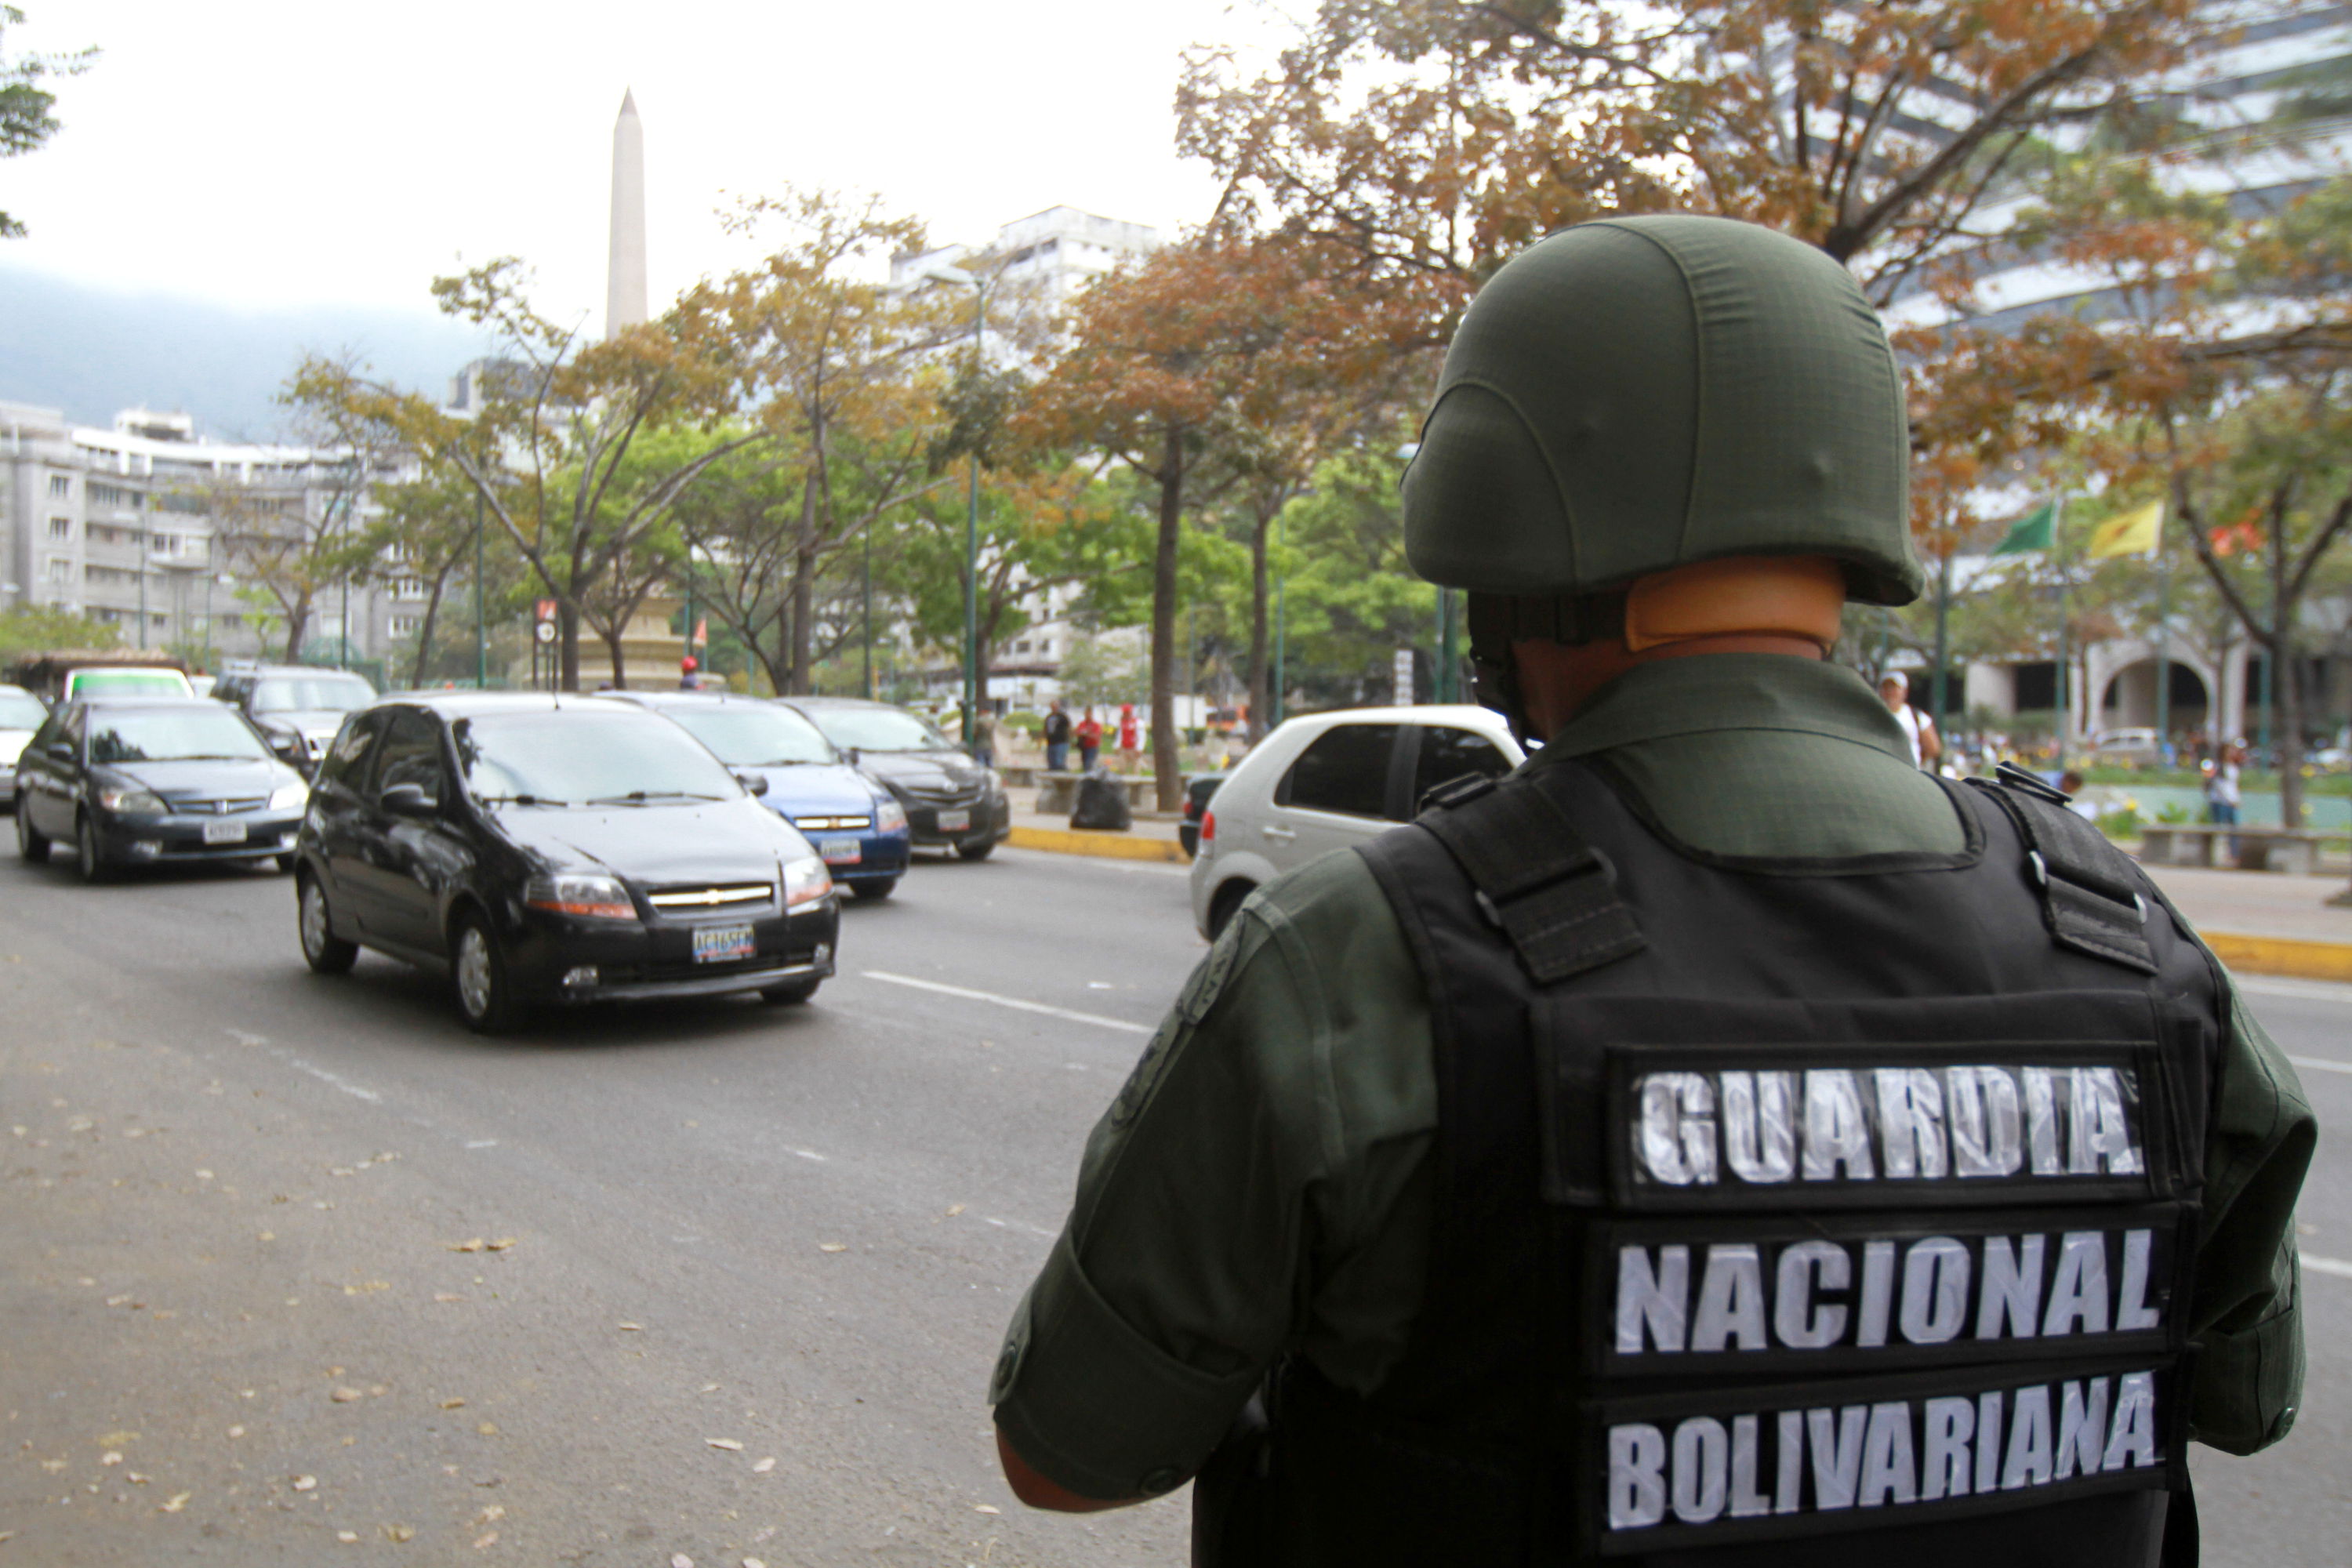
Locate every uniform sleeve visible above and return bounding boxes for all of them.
[2186,978,2317,1455]
[988,854,1436,1501]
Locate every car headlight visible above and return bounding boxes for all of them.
[873,797,907,833]
[782,855,833,909]
[96,785,165,815]
[270,781,309,811]
[524,873,638,920]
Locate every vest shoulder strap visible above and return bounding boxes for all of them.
[1968,764,2158,975]
[1412,768,1646,984]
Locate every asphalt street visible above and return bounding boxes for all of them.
[0,841,2345,1564]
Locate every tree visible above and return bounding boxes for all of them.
[193,445,379,666]
[0,5,94,238]
[1020,234,1430,808]
[0,602,116,660]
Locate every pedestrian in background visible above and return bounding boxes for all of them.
[1075,709,1102,773]
[1878,669,1940,768]
[1116,703,1140,771]
[1043,701,1072,772]
[971,706,999,770]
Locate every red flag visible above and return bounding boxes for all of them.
[693,617,709,647]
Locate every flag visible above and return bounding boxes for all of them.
[1991,501,2056,555]
[692,616,709,647]
[2087,500,2163,561]
[2209,511,2263,558]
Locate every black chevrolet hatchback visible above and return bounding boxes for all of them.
[293,693,840,1033]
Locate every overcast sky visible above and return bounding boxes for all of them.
[4,0,1264,325]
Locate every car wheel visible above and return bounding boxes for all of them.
[451,912,521,1034]
[297,872,359,975]
[1207,880,1254,941]
[15,798,48,862]
[75,815,111,884]
[954,840,995,862]
[851,877,898,902]
[760,978,820,1004]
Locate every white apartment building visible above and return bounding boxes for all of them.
[1,401,401,668]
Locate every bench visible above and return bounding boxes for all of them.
[2137,824,2326,876]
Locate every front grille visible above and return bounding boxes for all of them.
[164,794,270,815]
[898,781,983,806]
[793,815,872,831]
[645,883,773,912]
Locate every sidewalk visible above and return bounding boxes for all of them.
[1002,788,2352,980]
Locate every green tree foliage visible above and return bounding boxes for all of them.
[0,602,118,661]
[1258,445,1439,708]
[0,5,94,238]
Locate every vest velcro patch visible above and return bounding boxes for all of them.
[1587,1044,2173,1212]
[1587,1207,2190,1377]
[1582,1359,2181,1555]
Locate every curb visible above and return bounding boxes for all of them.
[1006,825,1191,865]
[2200,931,2352,984]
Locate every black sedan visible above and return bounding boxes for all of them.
[14,699,310,881]
[293,693,840,1033]
[776,696,1010,860]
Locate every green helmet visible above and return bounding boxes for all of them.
[1403,215,1922,608]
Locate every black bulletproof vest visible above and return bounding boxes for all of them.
[1264,758,2222,1568]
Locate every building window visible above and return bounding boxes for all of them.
[390,576,429,601]
[48,517,74,540]
[390,614,423,637]
[48,474,70,498]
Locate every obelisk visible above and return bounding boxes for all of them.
[605,89,648,338]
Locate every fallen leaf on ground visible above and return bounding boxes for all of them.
[434,1294,466,1303]
[293,1475,318,1492]
[331,1388,364,1403]
[337,1530,359,1543]
[194,1170,212,1180]
[38,1460,64,1473]
[818,1243,848,1253]
[104,1295,131,1306]
[126,1472,147,1484]
[706,1438,743,1451]
[474,1505,505,1523]
[946,1203,966,1217]
[383,1523,416,1542]
[672,1556,694,1568]
[975,1504,1001,1515]
[160,1491,192,1512]
[447,1239,487,1254]
[485,1238,517,1251]
[472,1532,499,1549]
[752,1457,775,1474]
[227,1427,243,1439]
[616,1322,643,1332]
[100,1451,121,1466]
[745,1559,768,1568]
[476,1422,499,1436]
[440,1399,466,1410]
[258,1232,274,1243]
[701,1382,720,1392]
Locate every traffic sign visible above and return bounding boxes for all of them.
[535,598,558,623]
[534,621,557,644]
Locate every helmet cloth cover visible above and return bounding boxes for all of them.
[1403,216,1923,608]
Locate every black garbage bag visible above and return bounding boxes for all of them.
[1071,766,1134,831]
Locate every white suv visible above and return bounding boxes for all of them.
[1189,704,1525,939]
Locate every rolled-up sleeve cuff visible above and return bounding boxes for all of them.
[989,1230,1265,1501]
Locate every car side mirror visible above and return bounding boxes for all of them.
[271,735,303,760]
[735,771,770,797]
[379,782,437,818]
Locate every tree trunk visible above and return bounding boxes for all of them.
[1247,510,1272,744]
[784,472,819,693]
[1149,422,1186,813]
[281,593,313,664]
[604,623,630,690]
[412,568,452,687]
[559,600,581,692]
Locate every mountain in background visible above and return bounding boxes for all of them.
[0,266,494,440]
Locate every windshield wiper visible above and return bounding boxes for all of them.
[585,790,727,806]
[477,793,568,807]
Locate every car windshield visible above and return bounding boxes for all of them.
[88,709,271,764]
[802,706,953,753]
[0,692,45,729]
[252,675,376,713]
[71,670,187,697]
[452,710,744,807]
[666,705,836,767]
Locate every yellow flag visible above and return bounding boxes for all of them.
[2087,500,2163,560]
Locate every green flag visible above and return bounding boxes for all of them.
[1991,501,2056,555]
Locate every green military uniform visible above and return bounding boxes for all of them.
[989,655,2314,1502]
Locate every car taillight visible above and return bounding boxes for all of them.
[1200,810,1215,845]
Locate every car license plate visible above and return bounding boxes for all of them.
[202,820,246,844]
[935,808,970,833]
[819,837,861,866]
[691,923,756,964]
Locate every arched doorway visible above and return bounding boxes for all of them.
[2100,659,2209,736]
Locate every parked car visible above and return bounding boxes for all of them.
[2088,728,2164,765]
[776,696,1011,861]
[1179,768,1230,858]
[606,691,913,899]
[0,684,47,811]
[293,693,840,1032]
[60,666,197,702]
[14,698,310,881]
[213,665,378,775]
[1189,705,1524,940]
[6,651,192,705]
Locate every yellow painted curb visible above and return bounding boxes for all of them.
[1006,824,1190,865]
[2201,931,2352,983]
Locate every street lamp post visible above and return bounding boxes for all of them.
[920,263,989,749]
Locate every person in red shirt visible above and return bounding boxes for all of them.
[1075,710,1103,773]
[1116,703,1140,769]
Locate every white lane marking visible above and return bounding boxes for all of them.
[983,1215,1057,1240]
[792,1149,827,1163]
[2288,1054,2352,1076]
[284,1058,381,1103]
[466,1140,499,1149]
[225,1029,269,1046]
[862,971,1154,1035]
[2304,1254,2352,1281]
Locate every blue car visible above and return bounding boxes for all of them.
[610,692,912,899]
